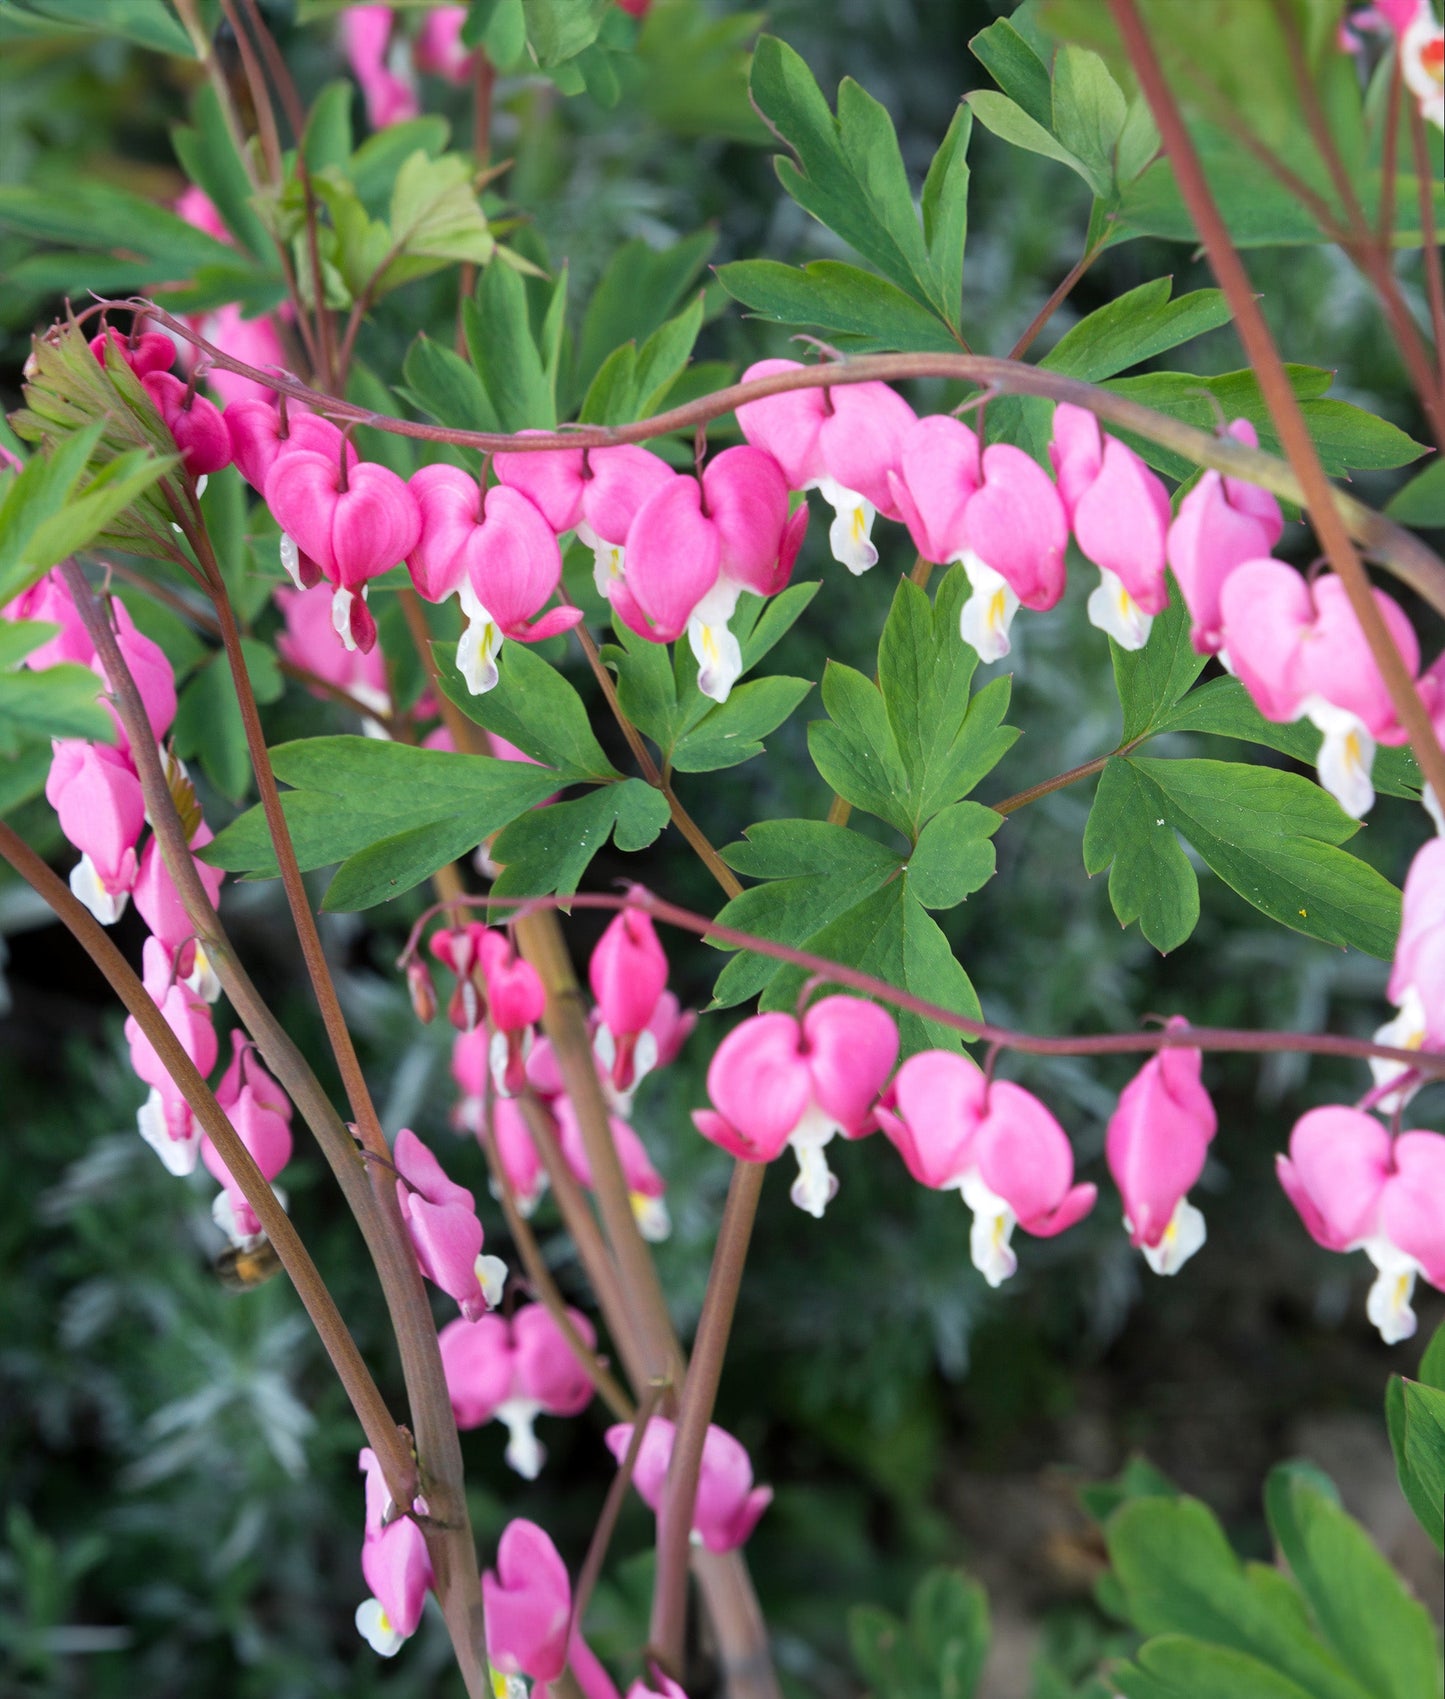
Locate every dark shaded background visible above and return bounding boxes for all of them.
[1,3,1441,1695]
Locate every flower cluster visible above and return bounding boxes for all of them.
[1342,0,1445,131]
[437,909,689,1241]
[1275,836,1445,1343]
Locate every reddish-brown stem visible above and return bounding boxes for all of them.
[1007,233,1109,361]
[574,624,743,901]
[570,1379,663,1646]
[128,304,1445,617]
[133,524,486,1690]
[402,887,1445,1075]
[1378,55,1403,247]
[0,818,415,1500]
[1109,0,1445,807]
[481,1103,634,1421]
[649,1160,767,1671]
[1410,102,1445,401]
[992,745,1139,817]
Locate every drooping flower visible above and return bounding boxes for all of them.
[265,450,421,654]
[684,445,808,703]
[355,1446,433,1657]
[44,740,145,924]
[955,444,1069,663]
[89,326,175,380]
[430,922,492,1031]
[478,927,547,1096]
[393,1127,506,1321]
[588,909,670,1094]
[1370,838,1445,1108]
[123,936,219,1175]
[482,1519,572,1687]
[877,1052,1096,1285]
[226,400,356,495]
[275,585,391,727]
[1278,1106,1445,1343]
[554,1097,671,1242]
[1105,1022,1217,1274]
[203,1033,293,1248]
[132,824,225,1000]
[692,996,899,1218]
[884,412,981,566]
[438,1303,595,1478]
[609,473,721,646]
[407,467,582,693]
[574,445,675,603]
[140,372,232,476]
[414,5,474,80]
[1219,563,1418,817]
[341,4,419,130]
[1050,403,1171,651]
[603,1417,772,1553]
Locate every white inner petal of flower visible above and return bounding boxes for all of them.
[788,1102,843,1218]
[475,1253,508,1311]
[1300,694,1376,820]
[817,475,878,575]
[1086,568,1153,652]
[1362,1237,1421,1345]
[70,854,127,926]
[1369,986,1427,1111]
[495,1398,546,1480]
[279,533,306,591]
[1138,1196,1207,1277]
[957,551,1020,664]
[631,1191,672,1242]
[959,1170,1019,1287]
[137,1088,200,1176]
[688,579,744,704]
[456,586,504,695]
[355,1597,404,1657]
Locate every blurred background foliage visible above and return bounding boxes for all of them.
[0,1,1442,1695]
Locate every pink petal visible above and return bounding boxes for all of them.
[801,994,899,1134]
[964,445,1068,609]
[881,1049,988,1188]
[734,359,828,489]
[1217,558,1313,723]
[703,1012,812,1159]
[622,476,721,641]
[1279,1106,1392,1250]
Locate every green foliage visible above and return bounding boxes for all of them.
[746,37,972,337]
[200,737,562,908]
[0,0,196,56]
[850,1567,990,1699]
[489,777,670,899]
[0,619,111,747]
[1093,1464,1443,1699]
[171,639,282,805]
[432,641,618,781]
[1386,462,1445,528]
[462,259,560,430]
[1386,1321,1445,1553]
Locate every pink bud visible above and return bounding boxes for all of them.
[414,6,473,80]
[141,372,232,476]
[1105,1021,1216,1272]
[604,1417,772,1553]
[90,326,175,380]
[885,413,981,565]
[203,1032,293,1243]
[482,1520,572,1683]
[479,929,545,1030]
[589,909,669,1080]
[393,1128,500,1321]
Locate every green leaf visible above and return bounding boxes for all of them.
[201,737,561,887]
[1386,461,1445,528]
[1387,1374,1445,1552]
[715,258,962,353]
[1042,278,1233,384]
[750,35,956,326]
[1051,45,1128,199]
[573,230,716,403]
[908,803,1000,910]
[1159,677,1421,801]
[172,84,275,260]
[522,0,609,66]
[579,293,705,424]
[1421,1321,1445,1391]
[849,1603,923,1699]
[400,333,500,432]
[489,778,668,899]
[1111,577,1209,743]
[1104,1496,1377,1699]
[464,259,555,431]
[601,622,681,752]
[1138,757,1399,956]
[740,578,821,671]
[324,814,513,911]
[1264,1463,1441,1699]
[301,80,355,175]
[381,150,494,292]
[670,675,813,773]
[633,1,767,144]
[349,116,451,213]
[909,1568,990,1699]
[711,820,901,1007]
[760,878,981,1057]
[1084,757,1200,954]
[1113,1638,1326,1699]
[172,655,251,803]
[969,16,1054,128]
[2,0,195,56]
[808,660,912,835]
[921,105,971,330]
[0,739,52,818]
[0,659,111,743]
[0,180,236,272]
[964,91,1091,183]
[431,641,618,780]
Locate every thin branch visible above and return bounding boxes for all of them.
[1007,233,1110,362]
[649,1161,766,1671]
[570,1380,663,1644]
[127,303,1445,620]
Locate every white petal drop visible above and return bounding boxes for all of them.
[355,1597,405,1657]
[1086,568,1153,652]
[957,551,1019,664]
[1139,1197,1207,1277]
[69,855,127,925]
[817,476,878,574]
[279,534,306,591]
[1363,1239,1420,1345]
[475,1253,508,1311]
[1301,695,1376,820]
[496,1399,546,1480]
[959,1171,1019,1287]
[136,1089,200,1176]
